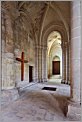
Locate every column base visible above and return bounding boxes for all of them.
[38,79,44,83]
[65,81,70,85]
[61,79,65,84]
[42,78,48,82]
[68,98,81,106]
[61,80,70,85]
[67,99,81,120]
[34,78,39,82]
[37,78,48,83]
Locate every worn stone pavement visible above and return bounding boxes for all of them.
[1,80,81,122]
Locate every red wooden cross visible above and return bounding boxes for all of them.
[16,52,28,81]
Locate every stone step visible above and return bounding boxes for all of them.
[16,81,38,91]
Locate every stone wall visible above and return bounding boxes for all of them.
[1,3,35,89]
[1,7,15,89]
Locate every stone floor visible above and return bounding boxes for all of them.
[1,80,81,122]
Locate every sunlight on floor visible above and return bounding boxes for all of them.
[48,75,61,84]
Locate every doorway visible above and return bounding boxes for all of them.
[29,66,33,82]
[52,61,60,75]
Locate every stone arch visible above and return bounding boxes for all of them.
[50,2,70,41]
[42,22,68,47]
[41,22,69,83]
[39,2,70,45]
[47,31,62,78]
[53,56,60,61]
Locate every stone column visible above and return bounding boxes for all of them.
[61,47,64,83]
[1,8,6,89]
[70,1,81,103]
[34,46,38,82]
[61,44,66,84]
[42,46,47,82]
[48,55,51,78]
[66,43,70,84]
[38,45,42,82]
[50,54,53,77]
[68,42,71,85]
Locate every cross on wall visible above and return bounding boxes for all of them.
[16,52,28,81]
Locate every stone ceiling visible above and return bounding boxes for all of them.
[47,31,61,55]
[1,1,70,41]
[2,1,48,32]
[17,1,47,31]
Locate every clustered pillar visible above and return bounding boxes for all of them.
[34,46,38,82]
[38,46,42,82]
[65,42,70,84]
[61,43,66,84]
[61,41,70,85]
[35,45,48,83]
[42,46,47,82]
